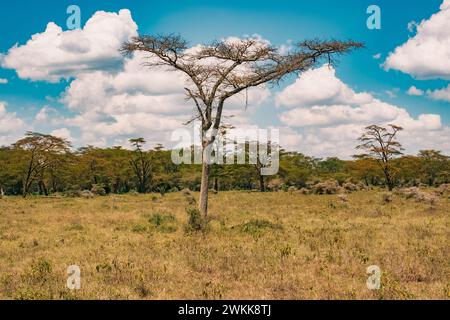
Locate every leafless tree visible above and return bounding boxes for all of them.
[355,124,404,191]
[122,34,363,217]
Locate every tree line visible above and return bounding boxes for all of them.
[0,128,449,198]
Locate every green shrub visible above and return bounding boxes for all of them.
[184,207,209,233]
[148,213,178,233]
[91,184,106,196]
[238,219,283,235]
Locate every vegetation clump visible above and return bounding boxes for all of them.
[148,213,178,233]
[184,207,209,233]
[238,219,283,235]
[313,180,340,194]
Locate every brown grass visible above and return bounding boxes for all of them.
[0,190,448,300]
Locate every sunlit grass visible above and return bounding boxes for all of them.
[0,190,448,300]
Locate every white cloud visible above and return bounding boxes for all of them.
[56,33,271,147]
[407,86,424,96]
[1,9,137,82]
[0,102,24,133]
[427,84,450,102]
[0,102,25,146]
[385,89,399,98]
[275,65,450,158]
[0,78,8,84]
[275,64,372,108]
[373,53,382,60]
[384,0,450,79]
[50,128,73,141]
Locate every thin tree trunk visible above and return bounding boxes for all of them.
[214,177,219,193]
[199,161,210,217]
[259,174,265,192]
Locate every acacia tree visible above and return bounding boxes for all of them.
[129,138,152,193]
[122,35,362,217]
[13,132,71,197]
[418,150,449,186]
[355,124,404,191]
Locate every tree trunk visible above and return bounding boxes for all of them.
[214,177,219,193]
[259,174,265,192]
[199,161,210,217]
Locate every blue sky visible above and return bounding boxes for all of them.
[0,0,449,157]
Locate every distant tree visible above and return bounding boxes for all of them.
[347,157,381,186]
[355,124,404,191]
[13,132,71,197]
[129,138,152,193]
[122,34,363,217]
[418,150,449,186]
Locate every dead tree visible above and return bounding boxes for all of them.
[122,35,363,217]
[356,124,404,191]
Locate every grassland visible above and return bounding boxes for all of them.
[0,190,448,300]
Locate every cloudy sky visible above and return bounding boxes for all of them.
[0,0,449,158]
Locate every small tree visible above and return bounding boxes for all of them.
[122,35,362,217]
[355,124,404,191]
[13,132,71,197]
[418,150,449,186]
[129,138,152,193]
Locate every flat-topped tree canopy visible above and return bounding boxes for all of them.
[121,35,363,132]
[121,34,363,217]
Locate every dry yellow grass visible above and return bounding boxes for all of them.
[0,190,448,300]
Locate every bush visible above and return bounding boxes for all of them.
[288,186,297,193]
[238,219,283,235]
[184,207,208,233]
[312,180,340,194]
[436,184,450,196]
[299,188,309,195]
[80,190,94,199]
[91,184,106,196]
[343,182,359,192]
[149,213,177,233]
[397,187,438,205]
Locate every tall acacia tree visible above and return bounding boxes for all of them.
[129,138,152,193]
[356,124,404,191]
[122,35,362,217]
[13,132,71,197]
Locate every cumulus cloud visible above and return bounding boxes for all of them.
[0,78,8,84]
[0,102,24,133]
[50,128,73,141]
[1,9,137,82]
[384,0,450,79]
[275,65,450,157]
[275,65,372,108]
[427,84,450,102]
[407,86,424,96]
[56,33,271,147]
[0,102,25,146]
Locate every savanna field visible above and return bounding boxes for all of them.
[0,189,448,300]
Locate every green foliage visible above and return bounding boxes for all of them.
[1,133,449,196]
[238,219,283,235]
[184,207,209,233]
[91,184,106,196]
[148,213,178,233]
